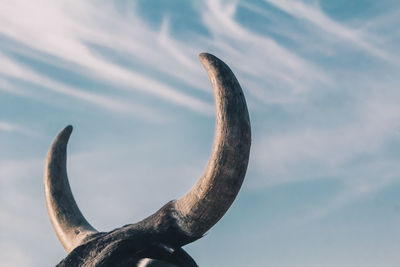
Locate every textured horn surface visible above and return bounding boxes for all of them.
[174,53,251,237]
[44,53,251,254]
[44,125,97,253]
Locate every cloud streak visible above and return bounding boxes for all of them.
[200,0,330,104]
[265,0,393,62]
[0,0,213,117]
[0,120,41,137]
[0,52,163,121]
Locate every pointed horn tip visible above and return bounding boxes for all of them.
[198,53,233,75]
[57,125,73,139]
[48,125,73,152]
[198,52,218,65]
[198,52,213,60]
[64,124,73,133]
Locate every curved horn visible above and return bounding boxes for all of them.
[44,125,97,253]
[174,53,251,237]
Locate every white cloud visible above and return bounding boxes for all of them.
[0,121,21,133]
[0,52,163,121]
[295,158,400,224]
[0,120,41,137]
[253,89,400,182]
[265,0,393,62]
[0,0,213,116]
[200,0,330,103]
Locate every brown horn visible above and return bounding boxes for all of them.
[44,125,98,253]
[44,53,251,254]
[173,53,251,237]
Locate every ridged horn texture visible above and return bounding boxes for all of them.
[44,53,251,257]
[174,53,251,237]
[44,125,97,253]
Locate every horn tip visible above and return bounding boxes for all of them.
[199,52,212,58]
[198,52,216,64]
[198,52,226,74]
[60,125,73,137]
[52,125,73,146]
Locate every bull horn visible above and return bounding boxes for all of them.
[44,125,97,253]
[174,53,251,237]
[44,53,251,252]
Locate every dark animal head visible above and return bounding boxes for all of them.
[44,53,251,266]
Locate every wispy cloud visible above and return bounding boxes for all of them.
[265,0,393,62]
[0,121,41,137]
[0,121,21,133]
[0,52,164,121]
[0,0,213,116]
[253,86,400,180]
[251,74,400,223]
[295,157,400,224]
[200,0,329,103]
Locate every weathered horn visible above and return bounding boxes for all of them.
[44,53,251,257]
[44,125,97,253]
[173,53,251,238]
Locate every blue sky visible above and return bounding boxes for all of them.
[0,0,400,266]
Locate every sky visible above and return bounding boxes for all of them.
[0,0,400,266]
